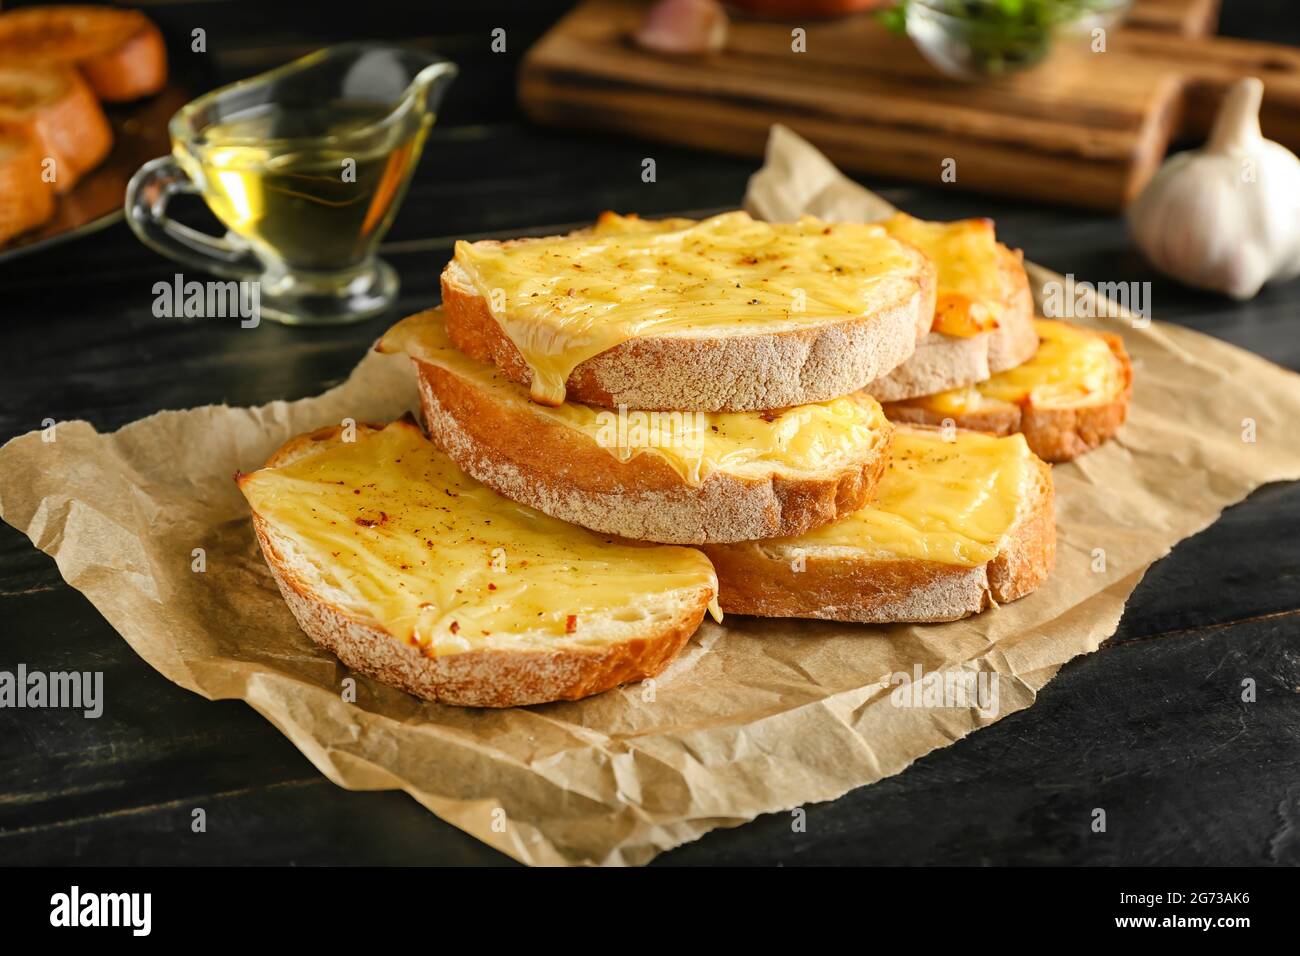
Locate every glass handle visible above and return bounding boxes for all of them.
[125,156,263,281]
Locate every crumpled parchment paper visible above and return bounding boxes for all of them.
[3,125,1299,865]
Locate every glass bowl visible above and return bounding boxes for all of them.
[904,0,1133,80]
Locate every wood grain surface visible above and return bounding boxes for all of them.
[520,0,1297,209]
[1125,0,1222,36]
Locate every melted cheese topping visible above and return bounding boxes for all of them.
[239,421,720,656]
[919,319,1123,415]
[775,427,1035,567]
[453,210,921,404]
[881,213,1010,338]
[381,310,891,487]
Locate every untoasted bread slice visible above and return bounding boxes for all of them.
[442,210,937,411]
[702,426,1055,623]
[238,418,719,708]
[380,309,896,544]
[0,123,55,243]
[863,214,1039,402]
[0,66,111,194]
[0,6,167,103]
[883,319,1133,462]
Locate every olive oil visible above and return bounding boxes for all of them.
[178,100,429,272]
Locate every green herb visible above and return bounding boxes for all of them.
[880,0,1119,75]
[882,0,1116,29]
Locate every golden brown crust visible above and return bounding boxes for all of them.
[0,124,54,242]
[78,17,166,102]
[0,67,111,194]
[701,456,1055,623]
[986,458,1057,603]
[416,357,893,544]
[883,331,1133,463]
[242,420,714,708]
[0,7,167,102]
[440,240,937,412]
[985,245,1038,372]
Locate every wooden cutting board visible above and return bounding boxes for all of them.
[519,0,1300,210]
[1125,0,1221,35]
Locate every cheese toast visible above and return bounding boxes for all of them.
[0,66,111,194]
[0,6,167,103]
[381,309,896,544]
[238,418,720,707]
[864,213,1039,402]
[442,210,937,411]
[883,319,1132,462]
[703,426,1055,623]
[743,126,1038,402]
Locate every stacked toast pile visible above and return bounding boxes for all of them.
[240,209,1132,707]
[0,6,167,244]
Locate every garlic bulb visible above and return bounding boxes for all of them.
[1128,78,1300,300]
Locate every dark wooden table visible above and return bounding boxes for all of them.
[2,0,1298,867]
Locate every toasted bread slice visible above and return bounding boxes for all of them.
[863,214,1039,402]
[883,318,1133,462]
[0,123,55,243]
[702,426,1055,623]
[380,309,896,544]
[743,125,1039,402]
[442,210,937,411]
[0,6,167,103]
[0,66,111,194]
[238,418,719,708]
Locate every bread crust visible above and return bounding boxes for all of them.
[78,16,167,102]
[415,357,893,544]
[440,239,937,412]
[883,331,1133,463]
[865,244,1039,402]
[0,125,54,242]
[242,421,714,708]
[701,451,1055,623]
[0,7,167,102]
[0,67,111,194]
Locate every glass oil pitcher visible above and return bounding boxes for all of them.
[127,44,456,325]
